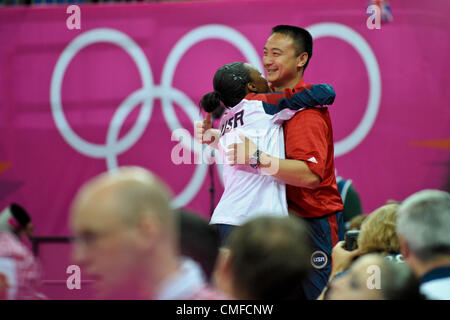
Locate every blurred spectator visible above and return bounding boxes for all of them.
[348,214,367,231]
[336,173,363,228]
[214,216,310,299]
[326,253,423,300]
[0,231,46,300]
[70,166,228,299]
[397,189,450,300]
[358,203,400,256]
[386,199,401,205]
[177,210,220,282]
[0,204,33,239]
[0,204,45,300]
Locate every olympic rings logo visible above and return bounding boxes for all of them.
[50,23,381,208]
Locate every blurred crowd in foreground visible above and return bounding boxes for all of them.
[1,166,449,300]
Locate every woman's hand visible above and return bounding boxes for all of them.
[226,133,258,166]
[194,113,220,147]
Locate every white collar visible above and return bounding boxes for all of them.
[155,257,207,300]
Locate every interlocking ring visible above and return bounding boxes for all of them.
[50,25,263,208]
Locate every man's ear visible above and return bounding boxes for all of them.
[398,236,410,260]
[137,215,159,250]
[297,52,308,69]
[246,82,257,93]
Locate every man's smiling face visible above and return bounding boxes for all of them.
[263,33,302,88]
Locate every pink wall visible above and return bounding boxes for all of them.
[0,0,449,298]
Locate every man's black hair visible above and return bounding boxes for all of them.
[271,25,313,70]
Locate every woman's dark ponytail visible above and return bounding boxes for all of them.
[200,62,252,112]
[200,91,222,113]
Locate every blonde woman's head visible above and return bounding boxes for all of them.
[358,203,400,255]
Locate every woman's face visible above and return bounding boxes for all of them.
[326,254,385,300]
[246,64,271,94]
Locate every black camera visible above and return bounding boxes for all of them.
[344,230,360,251]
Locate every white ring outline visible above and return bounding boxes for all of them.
[307,23,382,157]
[50,28,154,159]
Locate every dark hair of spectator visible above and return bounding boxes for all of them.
[10,203,31,227]
[227,216,311,300]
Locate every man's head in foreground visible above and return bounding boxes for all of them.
[397,189,450,278]
[214,216,311,300]
[70,167,178,299]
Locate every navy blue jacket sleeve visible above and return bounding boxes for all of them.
[262,84,335,116]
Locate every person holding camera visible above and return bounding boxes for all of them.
[317,203,402,299]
